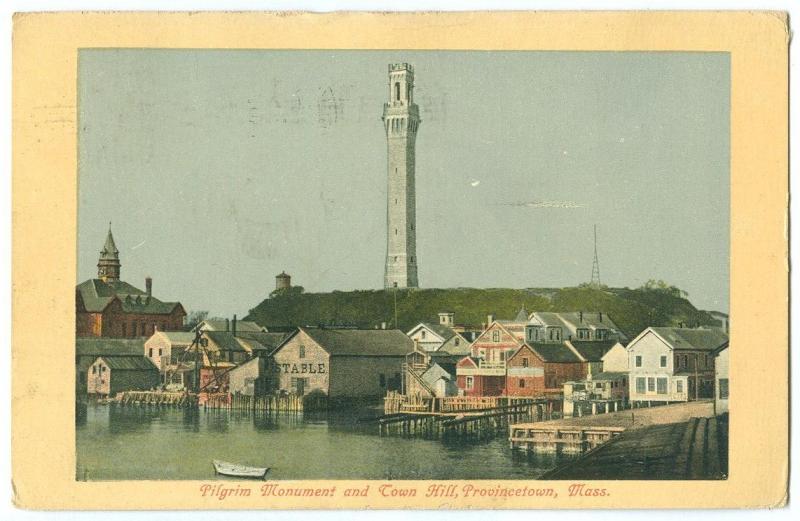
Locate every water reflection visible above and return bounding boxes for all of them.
[77,404,577,480]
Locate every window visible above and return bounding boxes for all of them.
[122,323,127,337]
[719,378,729,399]
[660,355,667,368]
[466,376,474,390]
[595,382,603,389]
[290,377,307,395]
[148,348,153,358]
[647,377,655,393]
[492,330,500,342]
[522,357,529,368]
[595,329,605,340]
[421,331,426,339]
[636,377,646,394]
[676,380,684,394]
[298,345,306,358]
[454,338,460,346]
[623,377,627,387]
[635,355,642,368]
[158,348,163,357]
[92,366,96,374]
[395,82,400,100]
[519,379,525,388]
[657,377,667,394]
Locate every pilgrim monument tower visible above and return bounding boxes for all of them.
[383,63,420,289]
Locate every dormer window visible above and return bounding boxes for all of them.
[492,330,500,342]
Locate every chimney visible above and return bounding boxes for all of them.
[599,312,603,322]
[232,314,237,337]
[487,314,495,325]
[579,311,583,323]
[145,277,152,297]
[225,318,230,332]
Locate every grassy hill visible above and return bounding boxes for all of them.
[245,285,717,340]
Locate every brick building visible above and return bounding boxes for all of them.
[76,227,186,337]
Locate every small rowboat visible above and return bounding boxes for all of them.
[212,460,270,479]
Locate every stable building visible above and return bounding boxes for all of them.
[271,327,414,400]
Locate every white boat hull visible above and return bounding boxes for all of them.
[212,459,270,479]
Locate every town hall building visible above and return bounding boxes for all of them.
[76,227,186,338]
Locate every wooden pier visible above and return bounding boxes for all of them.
[113,391,320,412]
[377,398,559,440]
[509,424,625,454]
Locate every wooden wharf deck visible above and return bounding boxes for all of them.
[376,399,553,439]
[541,415,728,479]
[509,424,626,454]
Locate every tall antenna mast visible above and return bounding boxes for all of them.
[591,224,601,287]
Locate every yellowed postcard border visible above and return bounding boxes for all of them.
[11,11,788,510]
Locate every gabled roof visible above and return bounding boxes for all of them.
[97,355,158,371]
[151,331,196,344]
[204,331,249,352]
[235,331,289,353]
[196,319,264,332]
[528,342,583,363]
[528,312,566,328]
[407,322,457,342]
[76,279,184,316]
[567,340,618,362]
[291,328,414,357]
[648,327,729,352]
[514,306,529,322]
[421,363,454,387]
[76,337,145,357]
[457,356,480,367]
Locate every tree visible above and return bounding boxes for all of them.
[184,310,209,331]
[639,280,688,298]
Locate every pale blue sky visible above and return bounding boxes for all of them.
[78,50,729,317]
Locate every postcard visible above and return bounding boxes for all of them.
[11,11,788,509]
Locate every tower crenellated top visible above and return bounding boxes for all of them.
[389,63,414,73]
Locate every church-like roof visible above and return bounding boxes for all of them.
[99,227,119,260]
[76,279,184,315]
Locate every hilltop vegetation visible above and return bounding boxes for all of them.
[245,284,717,339]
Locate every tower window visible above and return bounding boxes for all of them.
[395,229,398,235]
[395,82,400,101]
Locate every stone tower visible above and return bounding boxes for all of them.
[383,63,421,289]
[97,224,121,282]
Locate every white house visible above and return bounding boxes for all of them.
[627,327,728,404]
[407,312,472,354]
[599,342,629,373]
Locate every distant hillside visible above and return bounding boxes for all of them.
[244,286,717,340]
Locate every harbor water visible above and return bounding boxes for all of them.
[76,403,576,480]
